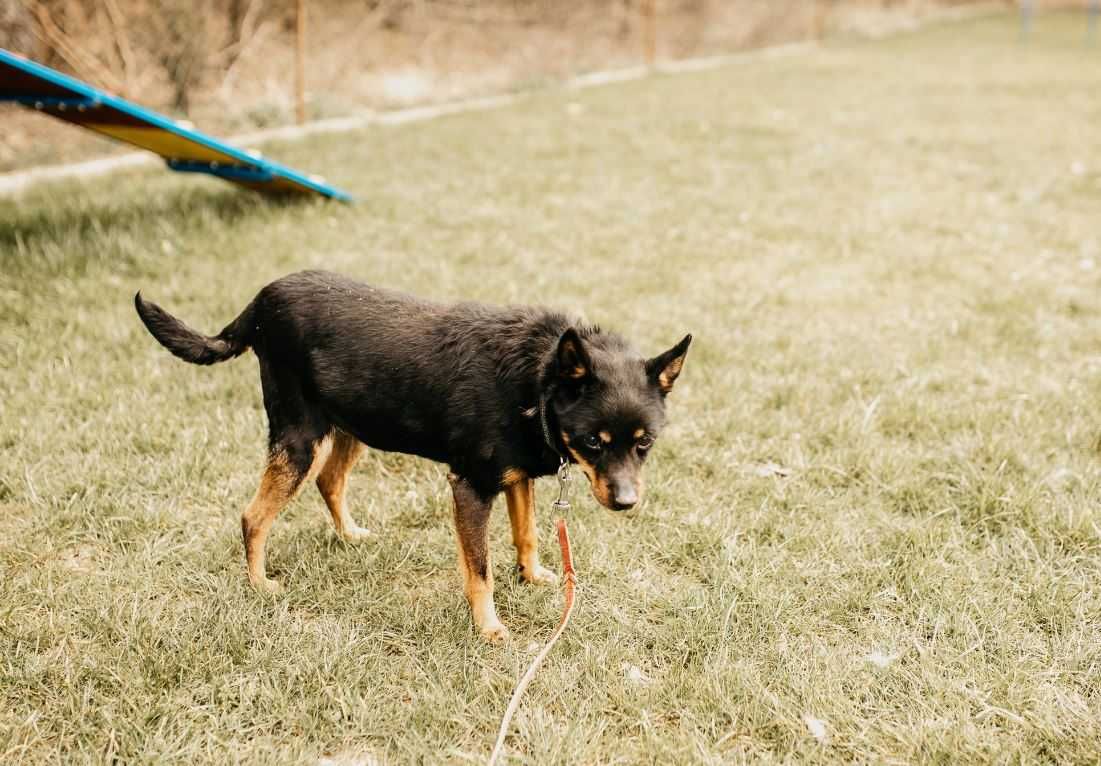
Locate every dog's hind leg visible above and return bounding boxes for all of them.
[448,473,509,643]
[242,434,332,593]
[504,475,558,586]
[316,430,370,542]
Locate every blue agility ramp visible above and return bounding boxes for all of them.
[1,48,352,200]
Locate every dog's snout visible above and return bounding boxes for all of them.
[610,482,638,511]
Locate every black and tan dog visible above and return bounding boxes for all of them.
[135,270,690,641]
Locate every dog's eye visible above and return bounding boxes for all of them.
[637,435,655,452]
[582,434,602,450]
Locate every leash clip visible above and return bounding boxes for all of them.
[552,457,571,513]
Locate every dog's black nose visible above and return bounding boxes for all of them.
[610,485,638,511]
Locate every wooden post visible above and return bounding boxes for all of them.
[642,0,656,68]
[295,0,306,124]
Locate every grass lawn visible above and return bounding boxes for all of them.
[3,10,1101,764]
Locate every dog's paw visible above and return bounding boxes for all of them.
[253,577,285,595]
[520,564,559,586]
[480,621,511,644]
[340,525,371,543]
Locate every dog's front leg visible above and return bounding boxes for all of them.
[448,473,509,643]
[505,476,558,586]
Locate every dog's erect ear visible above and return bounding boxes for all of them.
[556,328,592,382]
[646,334,692,395]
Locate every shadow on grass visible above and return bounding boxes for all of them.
[1,183,321,280]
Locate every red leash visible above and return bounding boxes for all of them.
[487,519,577,766]
[556,518,577,617]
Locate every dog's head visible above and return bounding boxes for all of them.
[550,328,691,511]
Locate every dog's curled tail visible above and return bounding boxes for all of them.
[134,292,256,365]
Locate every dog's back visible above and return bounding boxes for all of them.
[137,270,571,467]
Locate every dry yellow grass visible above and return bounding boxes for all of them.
[2,10,1101,764]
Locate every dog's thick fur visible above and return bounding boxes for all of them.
[135,270,690,641]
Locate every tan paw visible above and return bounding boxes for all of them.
[252,576,284,595]
[340,525,371,543]
[521,564,559,586]
[480,621,511,644]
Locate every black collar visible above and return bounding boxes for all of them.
[538,388,566,460]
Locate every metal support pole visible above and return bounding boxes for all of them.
[295,0,306,124]
[642,0,656,68]
[1019,0,1032,44]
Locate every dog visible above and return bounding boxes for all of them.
[135,270,690,641]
